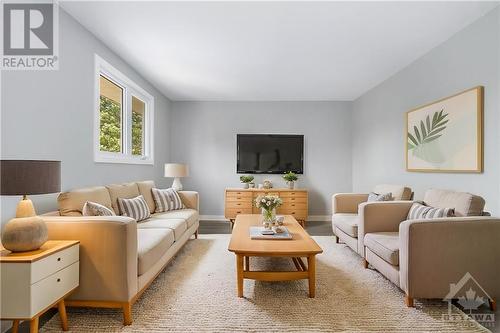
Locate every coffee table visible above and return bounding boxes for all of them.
[228,214,323,298]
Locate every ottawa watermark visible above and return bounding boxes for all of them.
[1,0,59,70]
[442,272,496,329]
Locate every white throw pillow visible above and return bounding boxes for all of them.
[151,188,184,213]
[82,201,115,216]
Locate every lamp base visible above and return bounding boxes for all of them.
[1,216,48,252]
[172,177,183,191]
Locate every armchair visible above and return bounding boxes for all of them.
[332,184,412,255]
[362,189,500,307]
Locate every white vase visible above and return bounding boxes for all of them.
[287,181,295,189]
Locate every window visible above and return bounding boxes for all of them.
[94,55,154,164]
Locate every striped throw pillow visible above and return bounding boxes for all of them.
[118,195,151,222]
[151,188,184,213]
[407,202,455,220]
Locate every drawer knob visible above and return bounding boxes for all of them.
[57,257,61,261]
[57,278,61,282]
[237,211,241,213]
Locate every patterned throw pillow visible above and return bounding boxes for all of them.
[82,201,115,216]
[117,195,151,222]
[407,202,455,220]
[367,192,392,202]
[151,188,184,213]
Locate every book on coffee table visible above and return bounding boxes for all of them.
[249,226,293,240]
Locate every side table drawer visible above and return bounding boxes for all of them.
[31,244,79,284]
[31,261,79,316]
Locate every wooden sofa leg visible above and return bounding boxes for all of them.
[489,299,497,311]
[335,236,339,243]
[405,295,414,307]
[122,302,132,326]
[363,259,369,269]
[194,229,199,239]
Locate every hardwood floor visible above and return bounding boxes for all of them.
[199,220,333,236]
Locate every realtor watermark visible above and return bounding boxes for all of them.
[442,272,496,329]
[1,0,59,70]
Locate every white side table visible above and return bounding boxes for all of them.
[0,240,80,333]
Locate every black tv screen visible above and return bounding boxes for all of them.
[237,134,304,174]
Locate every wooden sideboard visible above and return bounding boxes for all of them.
[224,188,308,227]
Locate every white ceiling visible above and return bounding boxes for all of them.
[61,1,499,101]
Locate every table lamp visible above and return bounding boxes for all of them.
[1,160,61,252]
[164,163,188,191]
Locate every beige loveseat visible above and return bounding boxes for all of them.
[42,180,199,325]
[361,189,500,308]
[332,184,412,255]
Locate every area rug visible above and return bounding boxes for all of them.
[41,235,487,332]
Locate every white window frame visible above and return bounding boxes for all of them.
[94,54,154,165]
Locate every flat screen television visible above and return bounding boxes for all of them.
[237,134,304,174]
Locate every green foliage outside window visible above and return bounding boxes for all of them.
[99,96,121,153]
[132,111,144,156]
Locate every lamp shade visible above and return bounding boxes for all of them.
[164,163,188,178]
[1,160,61,195]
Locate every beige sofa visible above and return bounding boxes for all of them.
[332,184,412,255]
[361,189,500,308]
[42,180,199,325]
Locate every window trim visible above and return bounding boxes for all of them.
[94,54,154,165]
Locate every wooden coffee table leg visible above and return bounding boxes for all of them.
[236,254,244,297]
[307,255,316,298]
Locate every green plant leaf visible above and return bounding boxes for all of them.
[426,115,431,134]
[408,133,418,146]
[427,126,446,137]
[420,120,427,139]
[414,126,421,143]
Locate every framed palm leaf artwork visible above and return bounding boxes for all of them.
[406,86,483,172]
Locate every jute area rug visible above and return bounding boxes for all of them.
[41,235,487,332]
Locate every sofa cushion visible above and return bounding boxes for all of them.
[106,183,140,214]
[364,232,399,266]
[138,218,187,241]
[373,184,412,201]
[423,189,485,217]
[151,209,199,228]
[332,213,358,238]
[137,228,175,275]
[136,180,156,214]
[58,186,112,216]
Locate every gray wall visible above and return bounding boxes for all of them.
[352,7,500,213]
[0,9,172,226]
[170,101,352,218]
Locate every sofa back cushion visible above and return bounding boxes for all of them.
[373,184,412,201]
[58,186,112,216]
[106,182,140,214]
[423,189,485,217]
[136,180,156,214]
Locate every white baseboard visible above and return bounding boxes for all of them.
[200,215,331,222]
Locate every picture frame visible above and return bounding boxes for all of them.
[405,86,483,173]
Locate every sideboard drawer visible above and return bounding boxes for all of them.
[226,191,253,198]
[31,244,79,284]
[226,201,253,209]
[280,202,307,210]
[278,209,307,220]
[225,208,253,219]
[226,195,252,202]
[281,197,307,204]
[280,191,308,198]
[31,261,79,317]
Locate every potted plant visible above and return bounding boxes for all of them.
[255,194,283,229]
[283,171,298,189]
[239,175,254,189]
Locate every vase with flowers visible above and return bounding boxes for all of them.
[255,194,283,230]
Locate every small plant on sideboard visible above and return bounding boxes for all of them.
[239,175,254,189]
[283,171,298,189]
